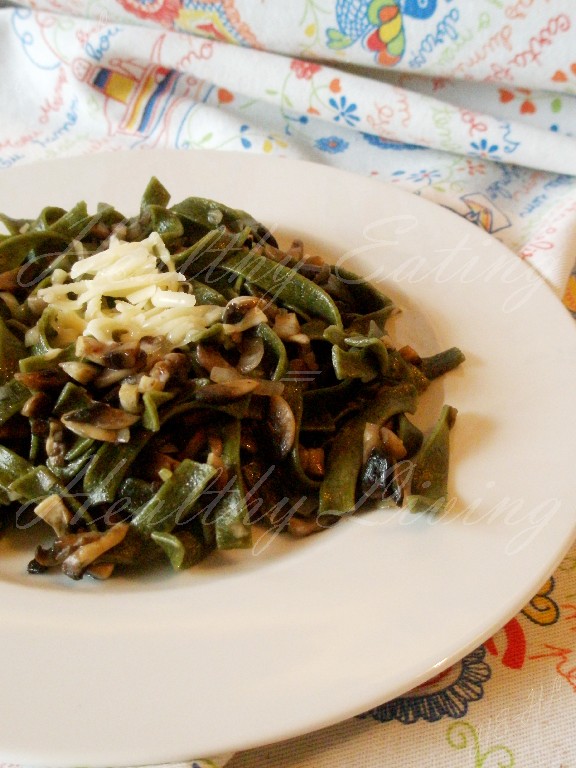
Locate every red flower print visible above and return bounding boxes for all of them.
[290,59,322,80]
[116,0,181,26]
[551,63,576,83]
[498,87,537,116]
[217,88,234,104]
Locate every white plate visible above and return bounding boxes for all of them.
[0,150,575,767]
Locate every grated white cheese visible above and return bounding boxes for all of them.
[36,232,223,348]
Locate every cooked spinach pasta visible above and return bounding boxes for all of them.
[0,178,464,580]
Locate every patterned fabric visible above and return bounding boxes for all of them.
[1,1,575,299]
[0,2,575,767]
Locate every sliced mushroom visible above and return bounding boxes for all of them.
[238,335,264,374]
[0,266,29,291]
[148,352,189,387]
[15,368,68,392]
[139,335,170,362]
[59,421,118,443]
[222,296,267,325]
[33,494,72,538]
[21,392,52,420]
[59,361,99,385]
[195,380,259,403]
[267,395,296,459]
[102,342,145,371]
[27,559,49,574]
[93,368,136,389]
[61,523,129,580]
[34,530,104,568]
[222,305,269,335]
[45,419,66,465]
[62,402,139,442]
[196,343,234,374]
[75,336,111,364]
[210,364,284,397]
[62,402,139,430]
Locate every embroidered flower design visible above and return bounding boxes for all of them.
[315,136,349,154]
[290,59,322,80]
[470,138,500,159]
[407,168,441,184]
[329,96,360,126]
[359,646,491,724]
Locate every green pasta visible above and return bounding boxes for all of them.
[0,178,465,580]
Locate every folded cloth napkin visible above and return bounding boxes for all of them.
[1,0,575,303]
[0,2,575,767]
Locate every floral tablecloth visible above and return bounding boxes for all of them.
[1,1,575,766]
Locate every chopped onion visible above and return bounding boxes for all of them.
[119,382,141,414]
[380,426,407,460]
[210,366,244,384]
[253,379,284,397]
[33,494,72,537]
[273,312,301,340]
[210,365,283,397]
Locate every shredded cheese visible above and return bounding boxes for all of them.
[36,232,223,348]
